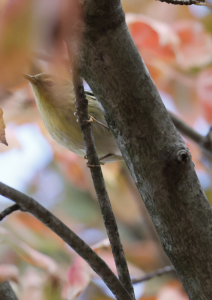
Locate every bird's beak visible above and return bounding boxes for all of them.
[23,74,38,85]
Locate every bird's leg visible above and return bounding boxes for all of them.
[98,153,114,162]
[84,155,104,168]
[74,112,110,131]
[84,153,114,168]
[84,115,110,131]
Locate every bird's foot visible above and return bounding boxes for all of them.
[86,162,105,168]
[84,153,114,168]
[84,155,105,168]
[74,112,109,131]
[85,115,110,131]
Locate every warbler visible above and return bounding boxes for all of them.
[23,73,123,164]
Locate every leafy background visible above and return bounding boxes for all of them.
[1,0,212,299]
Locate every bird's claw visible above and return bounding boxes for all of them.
[74,113,97,125]
[84,155,105,168]
[74,112,110,130]
[84,115,95,123]
[86,162,105,168]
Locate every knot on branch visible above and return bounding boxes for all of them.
[162,145,191,184]
[160,144,191,167]
[167,146,191,168]
[175,149,190,164]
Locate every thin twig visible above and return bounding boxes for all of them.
[0,281,19,300]
[72,69,135,300]
[131,265,175,284]
[0,181,132,300]
[0,204,20,221]
[169,112,212,155]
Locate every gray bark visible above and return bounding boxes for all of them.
[0,282,18,300]
[66,1,212,299]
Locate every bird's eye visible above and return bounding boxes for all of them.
[46,81,55,88]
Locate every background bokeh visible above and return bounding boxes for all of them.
[1,0,212,299]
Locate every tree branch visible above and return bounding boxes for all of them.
[131,265,175,284]
[0,204,20,221]
[170,112,212,156]
[72,69,135,300]
[0,281,18,300]
[0,182,132,300]
[65,1,212,299]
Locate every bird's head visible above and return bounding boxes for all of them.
[23,73,73,108]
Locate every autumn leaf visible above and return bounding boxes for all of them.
[0,107,8,146]
[62,257,91,300]
[126,13,179,62]
[172,20,212,69]
[126,13,179,82]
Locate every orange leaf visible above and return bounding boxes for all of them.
[0,107,8,146]
[126,13,178,62]
[172,20,212,69]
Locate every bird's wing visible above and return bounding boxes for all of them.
[85,90,96,101]
[84,91,108,128]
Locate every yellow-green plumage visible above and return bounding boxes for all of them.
[24,73,122,164]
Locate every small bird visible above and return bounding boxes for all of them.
[23,73,123,164]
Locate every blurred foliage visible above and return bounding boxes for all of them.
[1,0,212,299]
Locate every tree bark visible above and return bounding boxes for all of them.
[66,1,212,299]
[0,282,18,300]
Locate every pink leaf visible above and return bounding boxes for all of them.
[62,257,91,300]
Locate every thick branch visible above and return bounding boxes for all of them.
[65,1,212,299]
[72,70,135,299]
[0,182,132,300]
[0,282,18,300]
